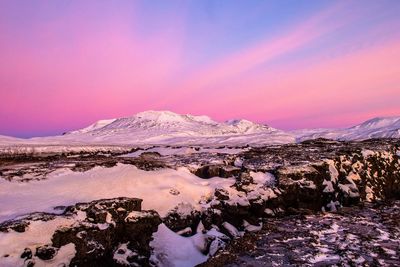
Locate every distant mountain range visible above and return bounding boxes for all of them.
[293,116,400,142]
[1,111,399,147]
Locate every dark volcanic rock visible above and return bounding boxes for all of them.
[1,198,162,267]
[163,203,201,235]
[195,165,241,179]
[199,201,400,267]
[52,198,161,267]
[35,245,58,260]
[20,248,32,260]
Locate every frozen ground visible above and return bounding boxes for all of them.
[201,201,400,267]
[0,138,399,267]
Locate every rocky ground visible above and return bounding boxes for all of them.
[199,201,400,267]
[0,139,399,266]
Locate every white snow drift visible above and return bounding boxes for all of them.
[0,164,236,222]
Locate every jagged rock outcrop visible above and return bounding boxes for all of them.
[0,198,161,267]
[167,140,400,257]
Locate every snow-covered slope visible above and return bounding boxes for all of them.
[294,117,400,141]
[58,110,294,145]
[66,119,117,134]
[0,113,399,150]
[0,135,24,146]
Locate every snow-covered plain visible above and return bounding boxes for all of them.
[0,163,235,222]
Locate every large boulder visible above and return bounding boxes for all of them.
[194,165,241,179]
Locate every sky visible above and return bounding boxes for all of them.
[0,0,399,137]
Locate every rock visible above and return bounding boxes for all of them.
[214,188,230,201]
[20,248,32,259]
[139,151,161,159]
[52,198,161,266]
[169,188,180,195]
[35,245,57,260]
[67,197,143,224]
[26,259,35,267]
[163,203,200,234]
[194,165,241,179]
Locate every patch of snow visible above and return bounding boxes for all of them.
[322,180,334,193]
[113,243,137,266]
[250,171,275,186]
[234,157,243,167]
[125,211,154,223]
[362,149,375,158]
[310,254,340,263]
[243,220,262,232]
[382,247,396,256]
[325,160,339,183]
[150,223,207,267]
[326,201,339,212]
[222,222,241,238]
[67,119,117,134]
[264,208,274,216]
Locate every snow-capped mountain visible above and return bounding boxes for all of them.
[61,110,294,145]
[294,116,400,141]
[0,112,399,149]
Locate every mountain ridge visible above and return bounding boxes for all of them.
[59,110,292,145]
[0,111,399,146]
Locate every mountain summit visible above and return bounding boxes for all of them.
[63,110,294,145]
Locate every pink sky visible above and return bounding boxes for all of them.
[0,1,399,137]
